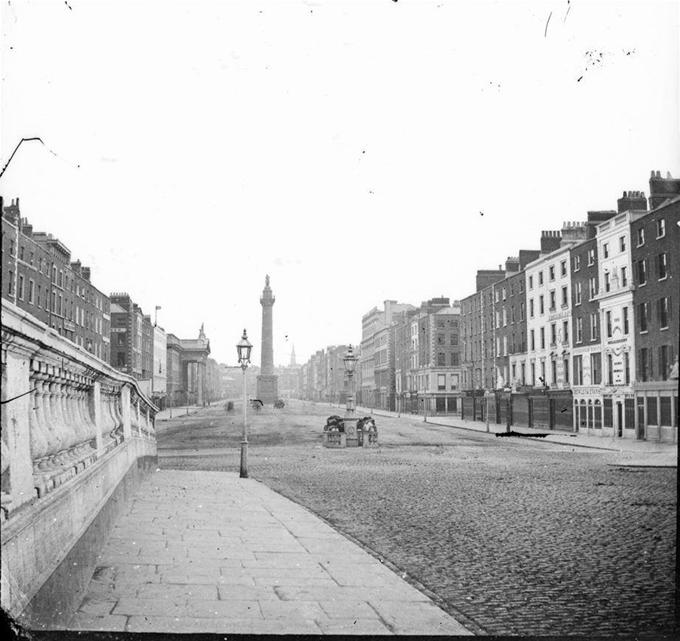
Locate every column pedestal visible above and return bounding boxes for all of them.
[256,375,278,405]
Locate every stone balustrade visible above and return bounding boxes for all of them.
[1,299,159,626]
[1,300,157,517]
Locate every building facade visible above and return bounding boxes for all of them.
[593,209,643,438]
[524,231,578,391]
[166,333,183,406]
[142,315,154,381]
[460,268,505,392]
[179,325,211,406]
[570,234,604,431]
[163,327,211,406]
[109,293,145,379]
[631,193,679,442]
[358,300,414,408]
[405,298,463,415]
[2,198,111,362]
[492,252,539,390]
[152,324,167,406]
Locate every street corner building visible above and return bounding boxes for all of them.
[256,275,279,404]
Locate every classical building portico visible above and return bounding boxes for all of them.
[165,326,211,406]
[179,324,211,406]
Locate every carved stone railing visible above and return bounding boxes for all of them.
[1,299,158,519]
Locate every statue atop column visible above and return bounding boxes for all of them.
[256,275,279,404]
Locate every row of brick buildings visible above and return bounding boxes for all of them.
[1,197,225,408]
[290,297,464,417]
[457,171,678,441]
[295,170,678,442]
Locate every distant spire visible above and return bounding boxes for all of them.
[199,323,206,340]
[290,344,297,367]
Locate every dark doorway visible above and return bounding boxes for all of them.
[617,402,623,437]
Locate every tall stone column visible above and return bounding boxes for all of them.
[257,275,278,404]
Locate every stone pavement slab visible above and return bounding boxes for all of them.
[68,469,471,635]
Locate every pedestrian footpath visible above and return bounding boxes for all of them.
[353,404,677,467]
[300,400,676,467]
[66,470,471,635]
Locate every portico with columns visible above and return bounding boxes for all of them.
[178,324,211,406]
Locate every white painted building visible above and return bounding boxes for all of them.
[593,210,646,437]
[524,236,574,390]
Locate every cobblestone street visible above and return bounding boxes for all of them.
[158,403,677,637]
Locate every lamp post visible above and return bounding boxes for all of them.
[236,329,253,479]
[343,344,357,417]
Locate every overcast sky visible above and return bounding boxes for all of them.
[1,0,678,366]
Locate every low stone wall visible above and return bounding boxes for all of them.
[3,439,156,628]
[0,299,158,624]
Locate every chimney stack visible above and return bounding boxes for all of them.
[540,230,562,254]
[505,257,520,274]
[617,190,647,213]
[560,221,588,246]
[649,170,680,210]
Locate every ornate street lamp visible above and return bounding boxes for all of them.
[236,329,253,479]
[343,344,358,416]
